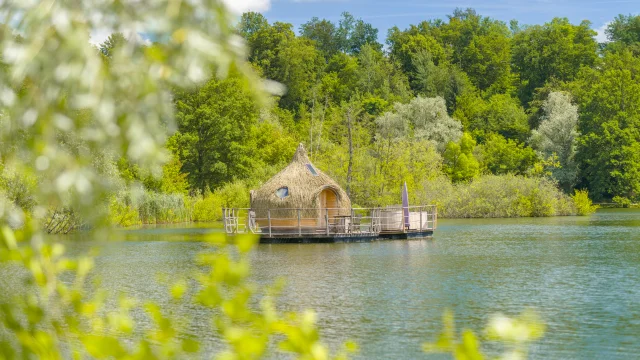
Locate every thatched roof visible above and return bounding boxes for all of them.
[251,144,351,216]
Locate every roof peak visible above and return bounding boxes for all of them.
[292,143,311,163]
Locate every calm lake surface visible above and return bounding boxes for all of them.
[5,209,640,358]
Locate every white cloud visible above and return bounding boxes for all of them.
[89,28,151,47]
[88,0,272,46]
[595,21,611,43]
[89,28,111,46]
[222,0,271,14]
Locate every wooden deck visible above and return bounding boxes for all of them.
[223,205,437,243]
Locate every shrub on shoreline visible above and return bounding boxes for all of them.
[193,181,251,222]
[418,175,578,218]
[572,189,599,215]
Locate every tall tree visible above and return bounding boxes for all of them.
[237,12,269,39]
[512,18,598,106]
[604,14,640,55]
[170,73,259,193]
[324,53,359,102]
[411,50,473,113]
[299,17,340,59]
[238,15,324,111]
[355,44,411,103]
[386,23,448,91]
[571,50,640,201]
[439,8,513,93]
[275,36,324,110]
[387,9,512,96]
[337,12,382,54]
[240,19,296,80]
[343,101,362,196]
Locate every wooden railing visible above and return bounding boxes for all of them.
[222,205,437,238]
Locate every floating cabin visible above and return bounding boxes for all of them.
[222,144,437,243]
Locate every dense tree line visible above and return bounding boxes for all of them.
[108,10,640,205]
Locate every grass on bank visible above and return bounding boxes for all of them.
[108,181,251,227]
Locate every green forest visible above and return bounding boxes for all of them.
[5,10,640,228]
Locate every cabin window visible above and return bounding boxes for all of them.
[275,187,289,199]
[305,163,319,176]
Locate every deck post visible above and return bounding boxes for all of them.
[434,206,437,230]
[298,208,301,236]
[325,209,329,236]
[420,207,423,232]
[268,209,272,238]
[222,208,226,233]
[350,209,354,234]
[233,209,238,233]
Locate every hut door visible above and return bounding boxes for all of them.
[319,188,338,226]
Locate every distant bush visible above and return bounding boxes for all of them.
[418,175,578,218]
[193,181,251,222]
[193,194,223,222]
[108,196,141,227]
[573,190,599,215]
[612,196,632,208]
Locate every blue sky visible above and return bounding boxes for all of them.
[248,0,638,43]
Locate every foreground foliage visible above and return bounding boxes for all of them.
[424,310,545,360]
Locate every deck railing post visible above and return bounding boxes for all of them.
[434,206,437,230]
[350,209,354,235]
[268,209,272,238]
[222,208,226,233]
[234,209,238,233]
[420,207,423,232]
[325,209,329,236]
[298,208,301,236]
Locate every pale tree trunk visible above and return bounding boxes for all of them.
[309,93,316,159]
[316,95,328,156]
[346,106,354,197]
[380,137,392,198]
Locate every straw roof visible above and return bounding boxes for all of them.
[251,143,351,217]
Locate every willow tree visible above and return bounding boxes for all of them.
[530,92,579,192]
[394,96,463,150]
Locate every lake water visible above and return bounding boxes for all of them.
[4,209,640,358]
